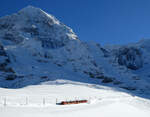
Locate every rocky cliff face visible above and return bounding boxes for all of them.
[115,47,143,70]
[0,6,150,95]
[0,6,103,88]
[0,6,78,46]
[0,43,16,81]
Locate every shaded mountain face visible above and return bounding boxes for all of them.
[0,43,11,72]
[0,43,16,81]
[0,6,103,88]
[116,47,143,70]
[0,6,77,48]
[0,6,150,96]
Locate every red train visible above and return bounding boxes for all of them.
[60,100,88,105]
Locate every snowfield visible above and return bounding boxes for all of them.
[0,80,150,117]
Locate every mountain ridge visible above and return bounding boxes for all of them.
[0,6,150,97]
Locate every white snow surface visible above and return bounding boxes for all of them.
[0,81,150,117]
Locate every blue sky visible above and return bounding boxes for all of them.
[0,0,150,45]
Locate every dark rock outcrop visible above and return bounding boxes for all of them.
[116,47,143,70]
[0,43,16,80]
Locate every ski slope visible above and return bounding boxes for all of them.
[0,80,150,117]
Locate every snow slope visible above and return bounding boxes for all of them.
[0,82,150,117]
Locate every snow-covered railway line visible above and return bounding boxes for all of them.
[0,95,138,107]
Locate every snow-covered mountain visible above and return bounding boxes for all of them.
[0,6,150,96]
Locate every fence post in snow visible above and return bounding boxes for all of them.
[43,98,45,106]
[3,97,6,106]
[25,97,28,105]
[56,98,58,104]
[88,97,91,104]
